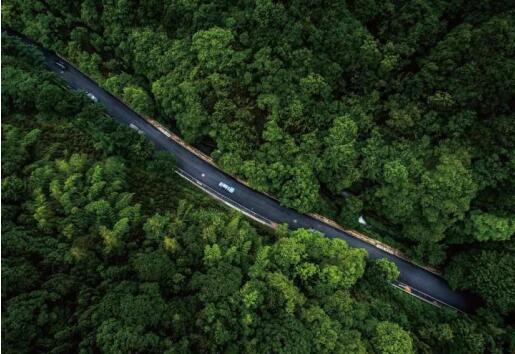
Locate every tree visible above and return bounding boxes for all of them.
[320,115,361,194]
[127,27,173,80]
[469,213,514,242]
[446,250,515,314]
[192,27,235,73]
[28,154,141,255]
[371,258,400,283]
[146,151,176,183]
[337,195,363,228]
[1,125,40,176]
[372,321,414,354]
[278,165,319,213]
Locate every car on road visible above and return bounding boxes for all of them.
[86,92,98,102]
[55,61,67,72]
[218,181,235,193]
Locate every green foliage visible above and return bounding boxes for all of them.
[3,3,515,352]
[445,250,515,314]
[470,213,514,242]
[10,1,510,263]
[192,27,235,72]
[372,321,414,354]
[337,195,363,228]
[122,85,155,117]
[320,115,361,194]
[371,258,401,283]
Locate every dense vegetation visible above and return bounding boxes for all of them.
[2,34,512,353]
[4,0,515,267]
[4,7,515,324]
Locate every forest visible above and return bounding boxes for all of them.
[4,0,514,266]
[1,0,514,352]
[2,32,512,354]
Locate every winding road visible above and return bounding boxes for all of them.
[4,29,480,313]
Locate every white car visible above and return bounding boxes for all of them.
[218,181,235,193]
[86,92,98,102]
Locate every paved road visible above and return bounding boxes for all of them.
[5,29,480,313]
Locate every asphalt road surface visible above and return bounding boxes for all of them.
[5,29,480,313]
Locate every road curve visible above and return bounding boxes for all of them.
[4,29,481,313]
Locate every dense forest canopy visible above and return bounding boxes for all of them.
[4,0,514,268]
[2,0,515,352]
[2,33,513,353]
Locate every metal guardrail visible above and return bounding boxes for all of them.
[391,281,465,313]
